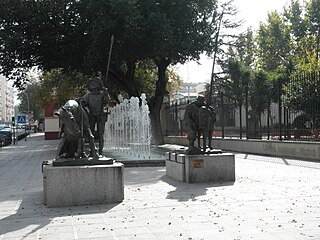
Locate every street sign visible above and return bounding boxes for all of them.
[17,115,27,124]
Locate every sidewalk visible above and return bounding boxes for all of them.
[0,133,319,240]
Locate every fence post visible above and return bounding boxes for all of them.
[267,100,270,140]
[221,92,225,138]
[278,79,282,140]
[174,102,178,135]
[245,85,249,139]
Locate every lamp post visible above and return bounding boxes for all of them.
[22,91,30,141]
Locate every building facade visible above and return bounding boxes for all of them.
[0,75,15,123]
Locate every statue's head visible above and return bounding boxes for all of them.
[196,95,205,106]
[55,102,80,137]
[87,77,103,94]
[54,100,81,138]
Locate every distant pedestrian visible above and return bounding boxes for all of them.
[304,120,312,129]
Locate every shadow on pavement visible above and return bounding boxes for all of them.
[124,167,166,186]
[0,190,120,239]
[238,152,320,169]
[0,190,50,239]
[161,175,234,202]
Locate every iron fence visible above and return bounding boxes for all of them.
[164,71,320,142]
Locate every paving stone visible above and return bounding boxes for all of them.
[0,133,319,239]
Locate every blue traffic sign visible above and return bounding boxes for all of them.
[17,115,27,124]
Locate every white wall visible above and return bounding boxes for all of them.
[164,136,320,161]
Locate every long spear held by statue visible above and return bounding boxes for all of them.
[104,34,114,86]
[99,35,114,123]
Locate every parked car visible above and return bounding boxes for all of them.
[0,127,12,146]
[0,135,5,147]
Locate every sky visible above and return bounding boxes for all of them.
[175,0,296,83]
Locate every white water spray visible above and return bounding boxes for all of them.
[104,93,151,159]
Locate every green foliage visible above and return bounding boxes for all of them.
[36,69,88,108]
[283,0,320,121]
[236,28,255,67]
[250,69,271,118]
[306,0,320,41]
[0,0,218,145]
[211,0,320,132]
[0,0,92,88]
[224,58,251,108]
[256,11,291,71]
[0,0,217,86]
[207,0,243,105]
[166,68,183,99]
[225,58,243,106]
[294,36,320,72]
[17,79,43,120]
[133,61,158,100]
[284,0,306,43]
[284,72,320,126]
[17,69,89,122]
[1,0,218,143]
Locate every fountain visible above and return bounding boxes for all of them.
[104,93,164,163]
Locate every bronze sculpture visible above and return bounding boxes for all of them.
[198,105,216,151]
[184,96,217,154]
[184,95,205,154]
[55,100,99,160]
[81,77,110,156]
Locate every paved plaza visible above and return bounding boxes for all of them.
[0,133,319,240]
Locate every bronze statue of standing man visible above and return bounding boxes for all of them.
[184,95,205,154]
[81,77,109,155]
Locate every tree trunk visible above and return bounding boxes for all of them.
[239,103,243,139]
[245,85,249,139]
[149,58,170,145]
[126,60,140,97]
[108,60,140,98]
[149,106,164,145]
[267,101,270,140]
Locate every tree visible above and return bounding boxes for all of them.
[224,58,250,138]
[282,0,320,128]
[0,0,92,88]
[306,0,320,60]
[208,0,243,105]
[236,28,255,68]
[284,0,307,44]
[130,0,217,143]
[284,71,320,128]
[250,70,271,128]
[37,69,88,107]
[17,69,88,123]
[17,81,43,121]
[233,28,255,136]
[256,10,291,71]
[284,44,320,128]
[0,0,218,144]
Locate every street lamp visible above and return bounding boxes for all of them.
[22,91,30,118]
[22,91,30,140]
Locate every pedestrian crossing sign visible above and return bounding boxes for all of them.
[17,115,27,124]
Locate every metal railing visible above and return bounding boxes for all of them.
[164,71,320,142]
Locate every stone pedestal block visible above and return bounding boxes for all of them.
[166,152,235,183]
[166,159,185,182]
[184,153,235,183]
[43,162,124,207]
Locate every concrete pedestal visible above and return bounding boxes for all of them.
[43,162,124,207]
[166,152,235,183]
